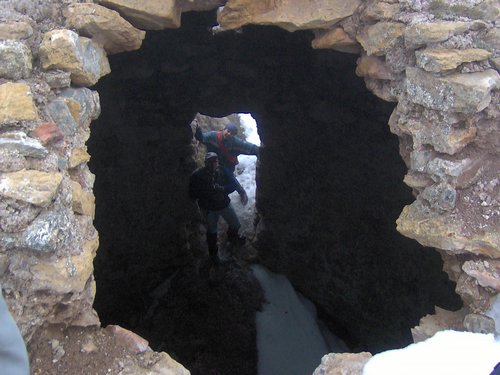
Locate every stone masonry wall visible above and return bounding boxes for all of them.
[352,0,500,337]
[0,1,105,343]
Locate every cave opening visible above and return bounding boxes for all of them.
[88,9,462,375]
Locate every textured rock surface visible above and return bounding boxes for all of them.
[30,236,98,294]
[0,131,48,158]
[0,20,33,40]
[178,0,224,12]
[312,27,361,54]
[0,82,38,124]
[0,40,32,79]
[64,3,146,55]
[60,87,101,127]
[68,148,91,169]
[0,169,62,207]
[362,1,401,21]
[71,180,95,217]
[404,21,488,49]
[356,22,405,56]
[405,67,500,113]
[462,259,500,292]
[356,55,398,80]
[313,352,372,375]
[39,29,111,86]
[105,325,150,354]
[397,200,499,258]
[389,107,477,155]
[31,122,64,145]
[411,306,468,342]
[218,0,361,32]
[415,48,492,72]
[97,0,182,30]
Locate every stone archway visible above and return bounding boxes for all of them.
[0,0,498,373]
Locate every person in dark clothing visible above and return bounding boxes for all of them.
[194,123,260,206]
[189,152,246,263]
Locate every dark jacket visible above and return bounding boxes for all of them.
[189,166,232,211]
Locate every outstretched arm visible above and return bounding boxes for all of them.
[231,137,260,156]
[194,125,204,142]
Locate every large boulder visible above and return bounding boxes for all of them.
[64,3,146,55]
[405,67,500,113]
[396,200,500,259]
[39,29,111,87]
[217,0,361,32]
[97,0,182,30]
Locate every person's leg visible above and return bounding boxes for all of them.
[0,291,30,375]
[205,210,220,263]
[220,204,246,245]
[222,166,248,205]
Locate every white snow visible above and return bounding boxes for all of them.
[231,114,346,375]
[229,114,260,234]
[252,264,347,375]
[363,330,500,375]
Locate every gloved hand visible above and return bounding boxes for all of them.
[239,189,248,206]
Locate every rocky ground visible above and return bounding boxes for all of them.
[28,244,264,375]
[29,324,165,375]
[135,244,265,375]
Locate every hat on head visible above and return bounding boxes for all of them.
[224,123,238,135]
[205,152,218,162]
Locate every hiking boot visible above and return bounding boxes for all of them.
[207,232,220,263]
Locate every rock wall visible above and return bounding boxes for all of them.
[352,0,500,340]
[0,0,498,372]
[0,1,105,343]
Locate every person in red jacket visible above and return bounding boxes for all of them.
[194,123,260,206]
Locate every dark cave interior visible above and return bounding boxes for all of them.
[88,10,462,375]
